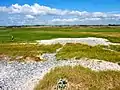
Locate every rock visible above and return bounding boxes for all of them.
[0,54,11,61]
[15,56,24,60]
[25,56,41,62]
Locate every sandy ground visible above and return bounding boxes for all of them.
[36,37,115,46]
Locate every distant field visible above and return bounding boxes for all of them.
[0,27,120,43]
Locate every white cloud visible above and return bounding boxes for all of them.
[52,18,79,22]
[25,15,35,19]
[0,6,8,12]
[0,3,120,25]
[83,18,101,21]
[92,12,107,18]
[52,18,102,23]
[0,3,120,18]
[0,3,69,15]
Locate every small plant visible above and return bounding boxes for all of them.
[118,62,120,65]
[11,35,14,42]
[57,79,68,90]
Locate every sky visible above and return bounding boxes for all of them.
[0,0,120,26]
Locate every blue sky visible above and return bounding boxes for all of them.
[1,0,120,12]
[0,0,120,25]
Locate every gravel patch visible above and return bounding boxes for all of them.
[36,37,113,46]
[0,52,120,90]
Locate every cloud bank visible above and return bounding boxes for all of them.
[0,3,120,26]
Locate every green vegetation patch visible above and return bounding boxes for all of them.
[0,43,61,61]
[34,66,120,90]
[56,43,120,62]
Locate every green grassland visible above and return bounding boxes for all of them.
[35,66,120,90]
[0,26,120,43]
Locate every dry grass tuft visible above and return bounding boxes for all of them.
[34,66,120,90]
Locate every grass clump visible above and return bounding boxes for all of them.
[34,66,120,90]
[56,43,120,63]
[0,43,61,61]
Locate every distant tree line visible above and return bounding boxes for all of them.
[108,24,120,26]
[0,24,120,28]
